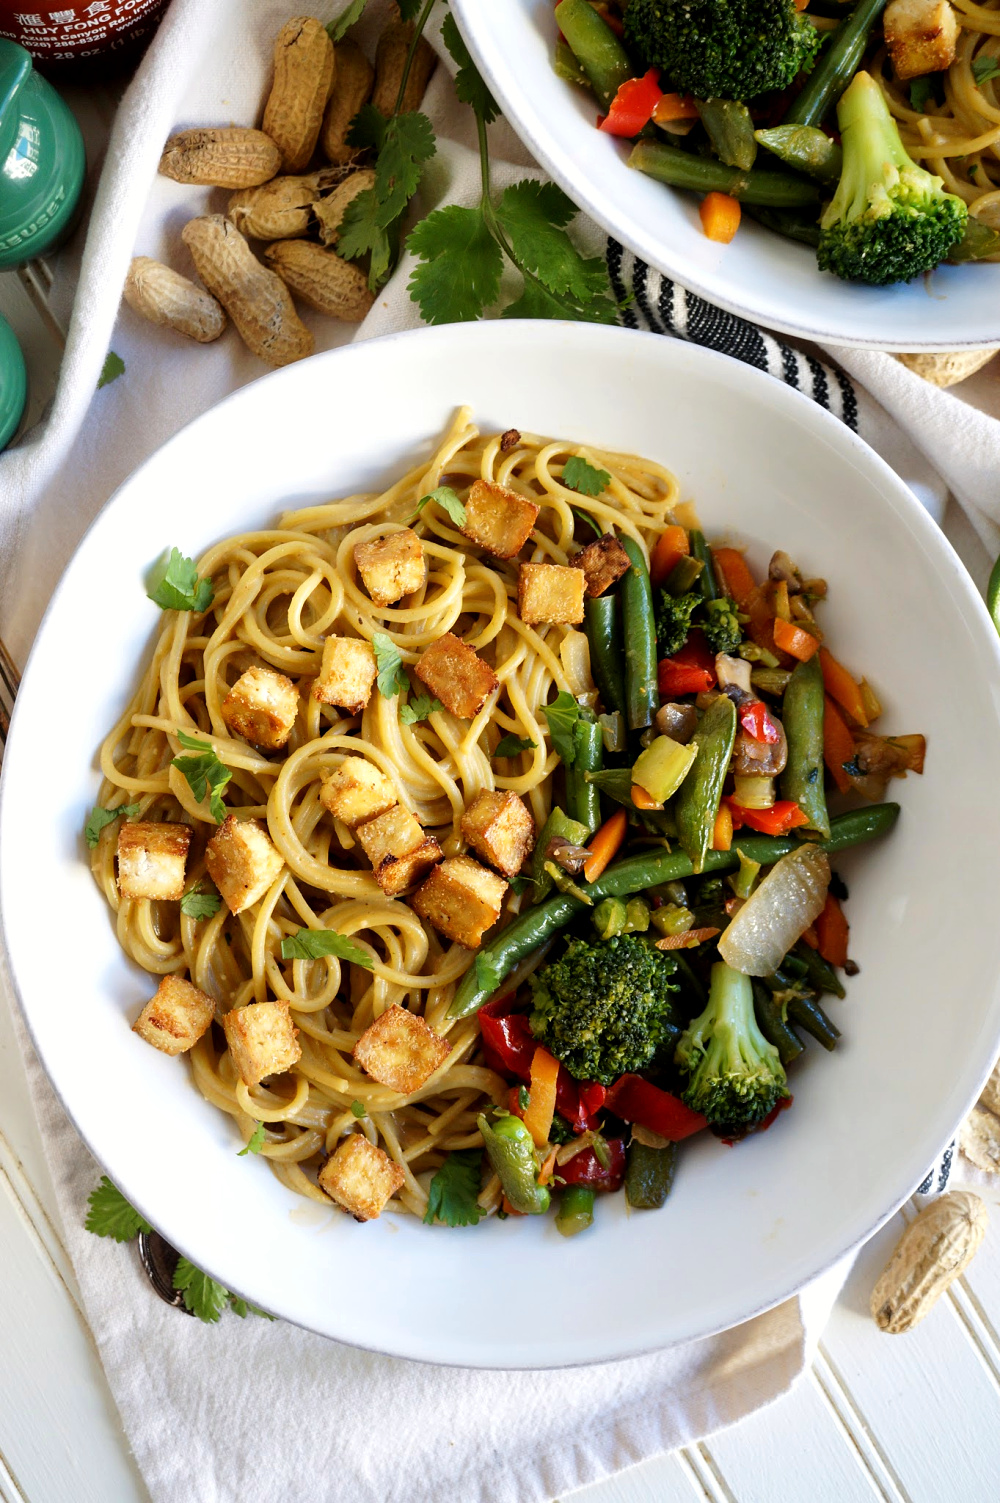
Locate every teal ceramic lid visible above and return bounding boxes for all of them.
[0,38,85,269]
[0,312,26,450]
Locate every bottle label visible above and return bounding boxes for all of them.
[0,1,167,57]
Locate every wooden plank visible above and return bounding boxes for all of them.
[567,1445,717,1502]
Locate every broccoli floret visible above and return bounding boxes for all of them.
[656,589,701,656]
[817,71,968,286]
[675,960,788,1137]
[529,934,680,1085]
[700,597,742,655]
[624,0,821,103]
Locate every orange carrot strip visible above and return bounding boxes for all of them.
[583,807,628,882]
[819,647,869,727]
[773,617,820,662]
[712,547,757,609]
[630,783,664,811]
[650,523,689,586]
[815,893,849,969]
[801,925,819,949]
[699,191,741,244]
[823,695,855,795]
[523,1046,560,1148]
[501,1195,525,1216]
[538,1145,559,1186]
[652,92,700,124]
[712,804,733,851]
[655,926,721,950]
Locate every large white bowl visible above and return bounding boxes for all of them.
[3,322,1000,1368]
[451,0,1000,351]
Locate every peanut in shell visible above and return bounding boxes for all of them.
[371,21,436,117]
[228,168,350,241]
[961,1106,1000,1176]
[312,169,376,248]
[159,127,281,189]
[262,16,335,173]
[264,240,374,323]
[182,215,314,367]
[870,1191,989,1334]
[321,39,375,164]
[979,1057,1000,1117]
[895,348,998,388]
[123,257,226,343]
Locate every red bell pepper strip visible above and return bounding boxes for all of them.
[657,633,716,697]
[558,1138,626,1192]
[478,1000,605,1132]
[724,798,809,836]
[598,68,662,137]
[604,1074,707,1141]
[739,700,779,744]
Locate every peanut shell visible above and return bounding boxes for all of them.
[159,127,281,189]
[123,257,226,343]
[262,16,335,173]
[182,215,314,367]
[895,348,998,388]
[979,1057,1000,1117]
[320,38,375,164]
[870,1191,988,1334]
[371,21,436,117]
[961,1106,1000,1176]
[312,169,376,247]
[228,168,349,241]
[263,240,374,322]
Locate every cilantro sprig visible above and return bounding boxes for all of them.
[494,733,536,759]
[180,882,222,921]
[147,548,214,613]
[281,928,374,966]
[562,457,611,498]
[238,1121,266,1156]
[172,731,232,824]
[400,692,443,724]
[423,1148,486,1227]
[413,485,467,528]
[372,632,411,699]
[85,1176,152,1241]
[973,55,1000,87]
[85,802,141,849]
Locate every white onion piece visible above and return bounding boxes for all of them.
[560,630,594,696]
[718,845,831,976]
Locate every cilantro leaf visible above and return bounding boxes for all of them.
[422,1148,486,1227]
[372,632,410,699]
[337,186,393,288]
[374,111,436,227]
[281,928,373,966]
[572,505,604,537]
[441,11,500,125]
[475,951,501,995]
[172,731,232,824]
[326,0,367,42]
[173,1258,230,1323]
[228,1295,274,1319]
[414,485,467,528]
[542,690,582,766]
[98,351,125,389]
[400,693,443,724]
[562,456,611,497]
[180,882,222,921]
[909,76,934,111]
[85,802,140,849]
[407,204,504,324]
[974,56,1000,87]
[494,733,536,758]
[495,181,610,306]
[85,1176,151,1242]
[147,547,214,613]
[350,1099,367,1118]
[395,0,423,18]
[345,101,386,152]
[238,1121,266,1156]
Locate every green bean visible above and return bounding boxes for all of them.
[448,804,899,1016]
[532,807,591,901]
[665,554,704,596]
[553,38,590,90]
[792,941,846,999]
[751,666,793,696]
[780,655,830,840]
[555,1184,595,1237]
[752,980,805,1067]
[697,98,757,171]
[754,125,842,184]
[688,529,718,602]
[785,994,840,1051]
[629,140,821,206]
[553,0,633,110]
[783,0,888,128]
[675,694,737,873]
[478,1114,550,1215]
[625,1141,678,1209]
[619,535,659,730]
[584,594,627,720]
[593,896,628,940]
[744,205,822,248]
[585,767,635,806]
[566,717,603,835]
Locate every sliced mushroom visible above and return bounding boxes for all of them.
[655,701,698,744]
[731,719,788,777]
[546,835,591,874]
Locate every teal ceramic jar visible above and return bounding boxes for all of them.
[0,38,85,269]
[0,311,26,449]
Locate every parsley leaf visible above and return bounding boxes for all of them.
[495,181,609,305]
[98,351,125,389]
[374,111,436,226]
[350,1100,367,1118]
[172,732,232,824]
[414,485,467,527]
[281,928,373,966]
[909,76,934,111]
[441,11,500,125]
[85,802,140,849]
[146,547,214,613]
[407,204,504,324]
[326,0,367,42]
[238,1121,266,1156]
[422,1148,486,1227]
[173,1258,231,1323]
[562,457,611,497]
[543,690,582,766]
[494,733,537,758]
[85,1176,151,1242]
[974,56,1000,86]
[475,951,501,995]
[180,882,222,921]
[372,632,411,699]
[400,693,443,724]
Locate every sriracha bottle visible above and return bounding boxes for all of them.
[0,1,170,80]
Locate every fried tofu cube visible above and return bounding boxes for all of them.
[517,562,586,625]
[412,856,508,949]
[460,479,539,559]
[571,534,631,598]
[205,815,284,914]
[461,790,535,879]
[312,636,377,714]
[133,974,215,1056]
[117,820,191,901]
[355,804,442,896]
[220,665,299,750]
[413,632,498,719]
[885,0,959,79]
[318,1133,405,1221]
[222,1000,301,1086]
[354,528,426,607]
[353,1004,451,1093]
[320,755,397,828]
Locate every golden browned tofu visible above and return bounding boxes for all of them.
[354,528,426,607]
[517,563,586,625]
[205,815,284,914]
[885,0,958,78]
[312,636,378,714]
[318,1133,405,1221]
[355,804,442,896]
[571,534,630,598]
[412,855,508,949]
[133,974,215,1056]
[413,632,498,719]
[117,820,191,901]
[220,665,299,750]
[460,479,539,559]
[320,755,397,828]
[353,1004,451,1093]
[461,790,535,879]
[222,1000,301,1086]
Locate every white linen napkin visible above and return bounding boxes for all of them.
[0,3,997,1500]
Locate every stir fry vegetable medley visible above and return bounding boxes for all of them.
[442,520,923,1234]
[554,0,990,284]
